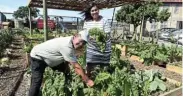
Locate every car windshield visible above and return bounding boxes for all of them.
[158,28,177,33]
[164,29,179,34]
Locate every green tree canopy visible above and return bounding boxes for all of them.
[115,3,142,28]
[156,9,171,23]
[13,6,40,19]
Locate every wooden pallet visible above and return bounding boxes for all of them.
[166,65,182,75]
[161,86,182,96]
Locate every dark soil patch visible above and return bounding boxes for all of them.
[11,41,22,45]
[0,67,20,75]
[9,55,22,60]
[10,46,22,49]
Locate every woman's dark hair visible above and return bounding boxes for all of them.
[80,3,99,21]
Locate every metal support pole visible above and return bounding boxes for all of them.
[111,8,116,40]
[111,8,116,27]
[77,18,79,33]
[56,17,58,34]
[43,0,48,41]
[140,6,144,42]
[28,7,32,36]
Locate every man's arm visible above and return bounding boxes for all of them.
[69,62,94,87]
[69,62,89,82]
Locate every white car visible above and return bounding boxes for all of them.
[177,33,183,45]
[178,38,182,45]
[172,29,183,40]
[159,29,179,40]
[160,33,169,40]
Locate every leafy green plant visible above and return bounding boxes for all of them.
[0,29,14,57]
[125,41,181,65]
[145,70,166,92]
[166,44,182,62]
[41,46,167,96]
[88,28,106,52]
[130,69,166,96]
[23,41,33,53]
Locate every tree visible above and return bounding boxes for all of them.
[139,1,170,42]
[116,3,142,40]
[156,9,171,23]
[139,1,160,42]
[13,6,39,19]
[13,6,40,28]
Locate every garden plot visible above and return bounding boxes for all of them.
[130,60,182,83]
[1,29,182,96]
[130,60,182,96]
[118,41,182,96]
[18,29,181,96]
[0,35,26,96]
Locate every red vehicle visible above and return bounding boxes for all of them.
[37,16,55,30]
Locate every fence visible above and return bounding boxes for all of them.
[108,19,130,42]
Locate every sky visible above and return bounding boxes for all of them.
[0,0,121,20]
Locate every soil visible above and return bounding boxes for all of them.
[15,72,31,96]
[0,36,26,96]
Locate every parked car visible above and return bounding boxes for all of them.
[170,29,183,40]
[178,38,182,45]
[144,28,178,38]
[159,28,179,40]
[176,32,183,45]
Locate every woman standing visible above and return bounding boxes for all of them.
[81,3,112,76]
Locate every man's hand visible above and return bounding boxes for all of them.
[86,79,94,87]
[69,62,94,87]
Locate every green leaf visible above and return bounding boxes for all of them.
[95,72,111,84]
[150,81,158,91]
[158,83,166,91]
[123,78,131,96]
[145,69,154,81]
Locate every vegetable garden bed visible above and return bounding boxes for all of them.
[0,35,26,96]
[18,44,181,96]
[130,60,182,95]
[117,41,182,96]
[1,30,182,96]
